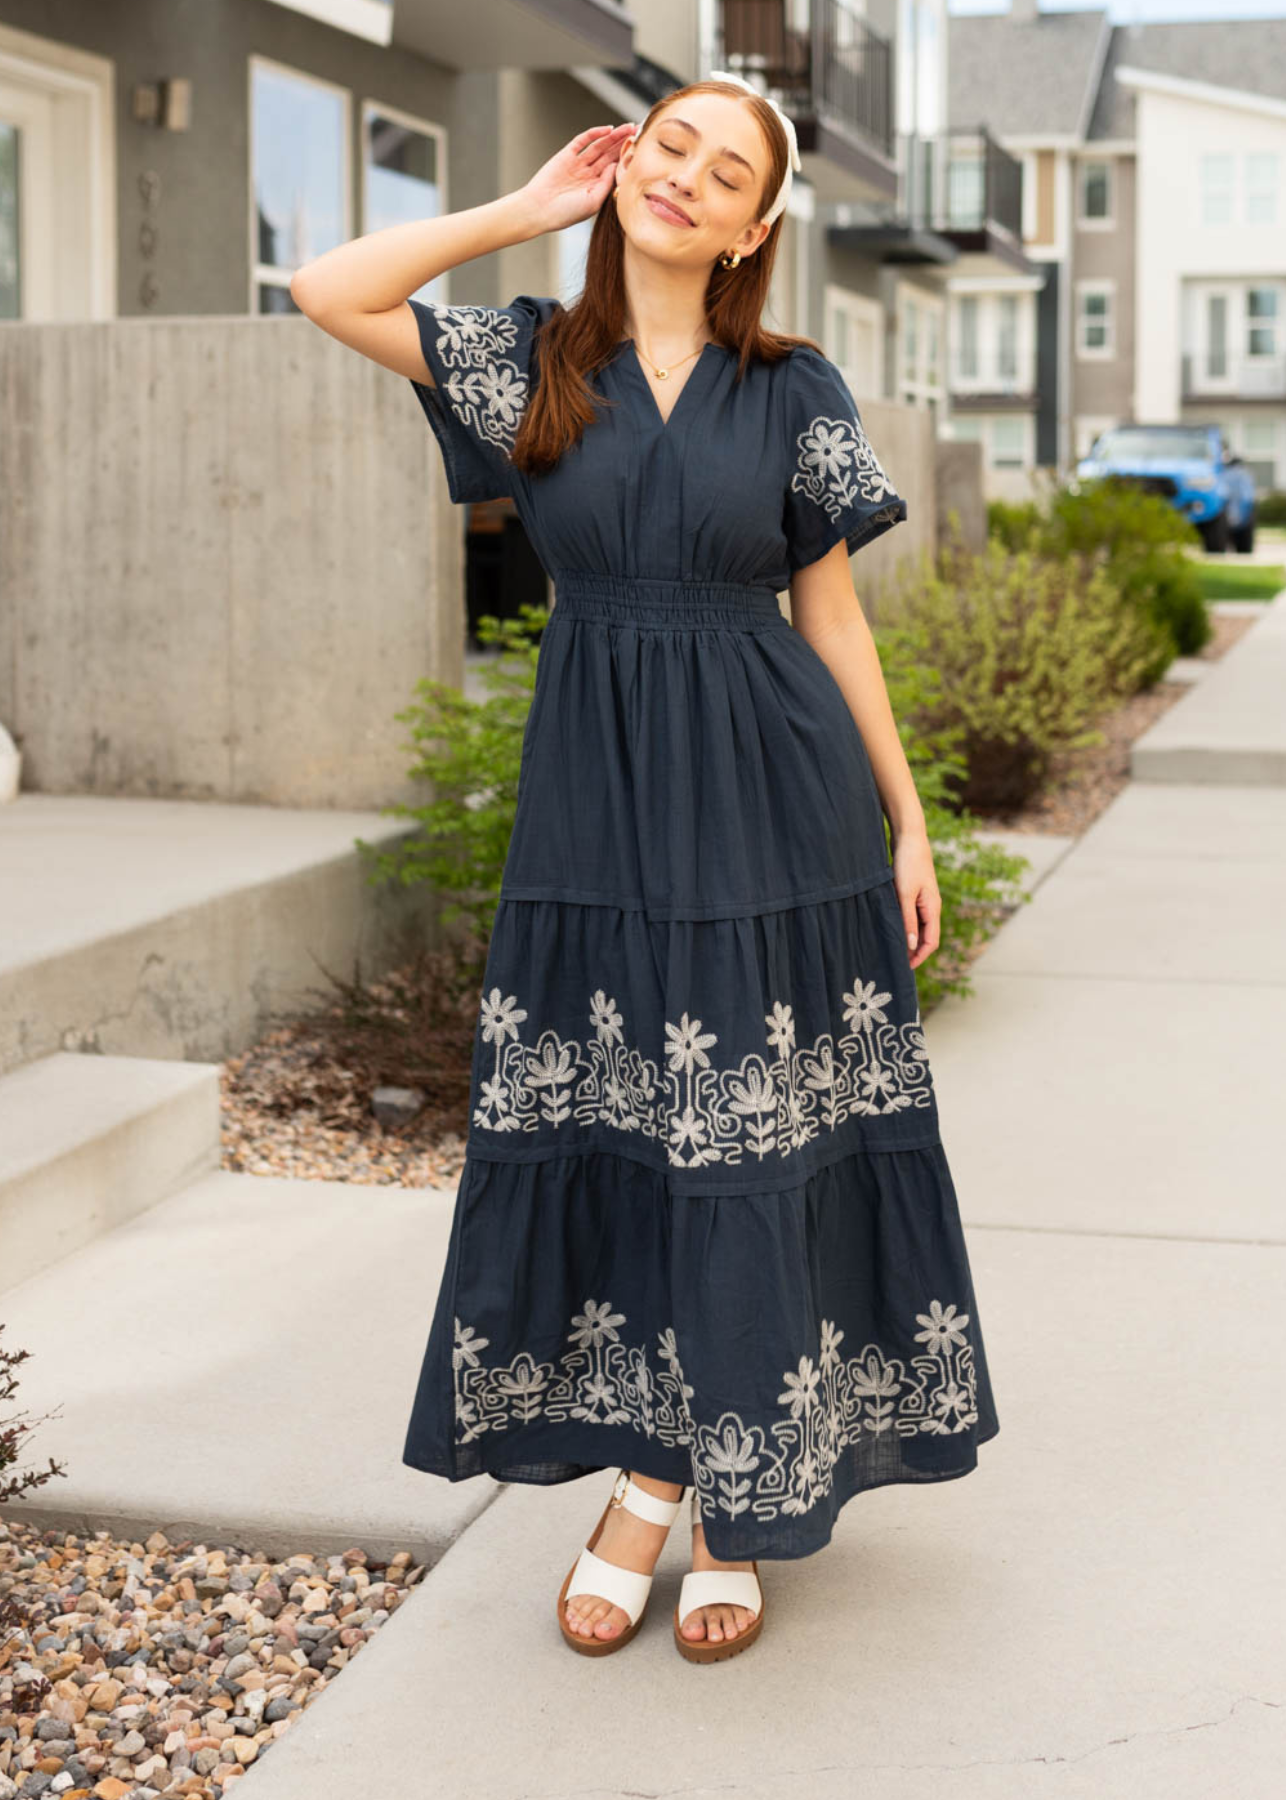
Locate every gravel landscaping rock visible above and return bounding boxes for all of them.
[0,1519,424,1799]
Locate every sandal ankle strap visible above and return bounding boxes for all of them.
[610,1468,686,1527]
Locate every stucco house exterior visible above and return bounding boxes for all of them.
[947,1,1286,500]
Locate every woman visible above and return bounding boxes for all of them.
[292,73,999,1664]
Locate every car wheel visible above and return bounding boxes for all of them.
[1201,512,1231,553]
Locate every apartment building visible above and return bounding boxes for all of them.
[945,0,1111,493]
[1096,22,1286,495]
[947,2,1286,499]
[822,0,1032,429]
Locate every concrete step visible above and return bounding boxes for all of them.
[0,1051,220,1293]
[0,793,436,1077]
[0,1164,488,1571]
[1132,590,1286,784]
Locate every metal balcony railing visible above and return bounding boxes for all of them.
[1182,351,1286,400]
[717,0,894,159]
[901,128,1023,241]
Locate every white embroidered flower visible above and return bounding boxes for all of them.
[791,410,898,521]
[469,951,934,1161]
[452,1293,983,1517]
[428,305,531,453]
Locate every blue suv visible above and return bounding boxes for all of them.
[1075,424,1257,553]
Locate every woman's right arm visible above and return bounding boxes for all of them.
[288,123,633,383]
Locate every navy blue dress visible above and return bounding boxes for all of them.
[400,292,999,1561]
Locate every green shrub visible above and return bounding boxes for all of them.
[872,619,1034,1011]
[1048,478,1210,665]
[356,604,548,959]
[986,496,1043,551]
[888,537,1158,812]
[1256,489,1286,527]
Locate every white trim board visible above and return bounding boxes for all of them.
[1115,64,1286,126]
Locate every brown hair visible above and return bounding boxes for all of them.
[511,78,825,478]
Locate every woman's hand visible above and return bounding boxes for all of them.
[890,827,940,971]
[521,124,636,233]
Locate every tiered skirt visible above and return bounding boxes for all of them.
[402,573,999,1561]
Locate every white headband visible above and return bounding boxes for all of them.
[706,70,803,227]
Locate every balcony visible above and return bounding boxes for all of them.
[830,127,1034,277]
[715,0,897,204]
[391,0,633,70]
[950,348,1038,406]
[1182,352,1286,403]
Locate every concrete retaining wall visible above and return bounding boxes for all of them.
[1,321,972,805]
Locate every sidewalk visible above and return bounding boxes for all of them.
[231,600,1285,1796]
[4,599,1283,1797]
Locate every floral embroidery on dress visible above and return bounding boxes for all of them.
[473,973,933,1165]
[791,412,899,520]
[453,1296,980,1524]
[428,305,530,454]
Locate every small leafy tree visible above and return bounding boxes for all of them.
[989,476,1210,671]
[872,619,1034,1010]
[888,537,1158,811]
[355,604,549,960]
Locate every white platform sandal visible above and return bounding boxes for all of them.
[557,1468,687,1655]
[674,1486,765,1662]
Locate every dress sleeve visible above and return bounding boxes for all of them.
[782,348,908,572]
[406,293,559,505]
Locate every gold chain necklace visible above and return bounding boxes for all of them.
[632,336,708,381]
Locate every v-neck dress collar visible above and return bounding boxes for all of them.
[619,338,726,434]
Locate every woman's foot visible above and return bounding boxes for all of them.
[677,1514,759,1645]
[564,1471,684,1643]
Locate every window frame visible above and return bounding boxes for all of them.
[1075,279,1115,361]
[1199,151,1236,226]
[359,97,448,304]
[248,54,352,312]
[1244,151,1279,227]
[1077,158,1113,229]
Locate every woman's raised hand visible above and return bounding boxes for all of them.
[522,124,637,233]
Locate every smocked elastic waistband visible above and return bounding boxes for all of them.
[552,570,787,631]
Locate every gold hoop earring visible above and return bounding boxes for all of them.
[719,249,742,269]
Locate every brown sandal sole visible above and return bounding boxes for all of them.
[556,1487,672,1656]
[672,1559,765,1662]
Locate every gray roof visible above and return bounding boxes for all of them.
[947,9,1111,139]
[1089,21,1286,141]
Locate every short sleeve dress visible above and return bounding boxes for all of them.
[400,293,999,1561]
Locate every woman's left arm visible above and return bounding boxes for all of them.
[789,541,939,970]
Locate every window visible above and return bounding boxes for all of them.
[903,297,919,384]
[825,285,885,401]
[251,59,349,312]
[991,416,1027,469]
[1076,282,1114,358]
[946,152,985,229]
[1206,292,1228,379]
[949,416,983,442]
[997,295,1018,383]
[1246,153,1278,225]
[1200,153,1235,225]
[1079,160,1112,225]
[898,286,946,410]
[362,104,444,301]
[1241,418,1278,490]
[1247,287,1278,358]
[956,295,978,381]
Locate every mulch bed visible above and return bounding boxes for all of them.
[219,608,1261,1193]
